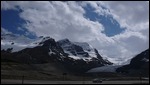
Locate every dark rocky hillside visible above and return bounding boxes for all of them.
[116,49,149,77]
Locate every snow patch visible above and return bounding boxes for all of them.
[73,42,93,51]
[48,49,56,55]
[142,58,149,62]
[68,55,81,60]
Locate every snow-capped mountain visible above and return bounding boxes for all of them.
[57,39,96,60]
[57,39,113,72]
[57,39,111,64]
[1,34,112,73]
[1,32,52,52]
[1,36,67,63]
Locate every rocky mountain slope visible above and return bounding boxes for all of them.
[1,33,112,73]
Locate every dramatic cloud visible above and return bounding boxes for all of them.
[1,1,149,64]
[104,1,149,30]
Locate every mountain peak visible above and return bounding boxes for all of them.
[57,38,70,43]
[39,36,56,47]
[57,38,112,65]
[73,42,93,51]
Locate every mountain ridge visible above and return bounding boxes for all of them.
[1,34,112,73]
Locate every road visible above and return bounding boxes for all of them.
[1,79,149,84]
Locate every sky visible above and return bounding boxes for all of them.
[1,1,149,65]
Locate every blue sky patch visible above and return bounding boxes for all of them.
[83,4,126,37]
[1,9,36,39]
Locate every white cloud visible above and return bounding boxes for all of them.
[17,27,24,31]
[1,1,17,10]
[17,1,105,41]
[1,27,12,34]
[1,1,149,65]
[103,1,149,29]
